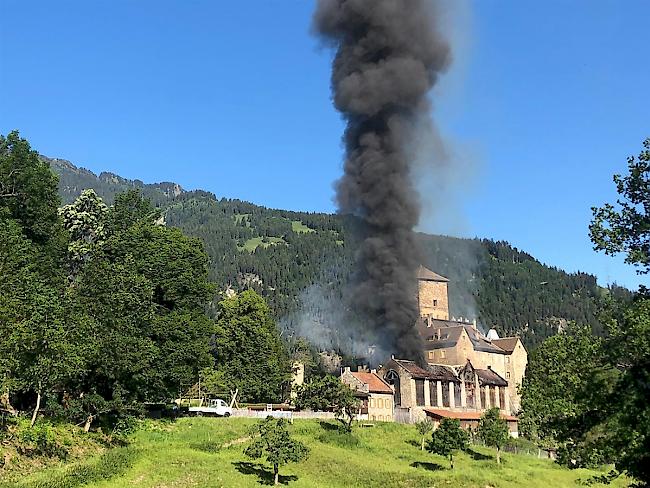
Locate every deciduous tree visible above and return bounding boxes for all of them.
[213,290,291,403]
[244,417,309,486]
[415,418,433,451]
[293,375,360,432]
[590,138,650,274]
[427,418,469,469]
[0,131,60,245]
[477,407,510,464]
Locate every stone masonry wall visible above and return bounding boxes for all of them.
[418,280,449,319]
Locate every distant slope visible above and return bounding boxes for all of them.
[47,156,625,349]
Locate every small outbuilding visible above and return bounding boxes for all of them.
[341,367,395,422]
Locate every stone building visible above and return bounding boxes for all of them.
[417,266,450,319]
[379,357,515,429]
[415,266,528,413]
[340,367,394,422]
[491,336,527,411]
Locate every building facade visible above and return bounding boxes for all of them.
[340,367,394,422]
[415,266,528,413]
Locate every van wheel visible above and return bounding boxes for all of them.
[196,412,203,417]
[224,412,231,417]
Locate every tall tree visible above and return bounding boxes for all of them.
[63,191,215,423]
[213,290,291,403]
[590,138,650,274]
[0,131,60,244]
[519,323,604,448]
[59,189,109,275]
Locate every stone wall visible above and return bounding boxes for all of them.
[504,341,527,412]
[418,280,449,319]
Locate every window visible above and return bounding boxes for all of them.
[385,370,401,406]
[433,299,438,306]
[506,372,511,379]
[428,351,434,360]
[506,357,510,364]
[369,399,374,408]
[377,399,383,408]
[415,379,425,406]
[440,350,446,359]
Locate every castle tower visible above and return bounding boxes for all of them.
[417,266,449,320]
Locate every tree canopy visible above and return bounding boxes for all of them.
[293,375,360,432]
[213,290,291,403]
[590,138,650,274]
[477,408,510,464]
[244,417,309,486]
[427,418,469,469]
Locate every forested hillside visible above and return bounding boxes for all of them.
[51,156,626,349]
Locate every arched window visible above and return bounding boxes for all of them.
[385,370,401,406]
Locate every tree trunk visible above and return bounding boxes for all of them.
[0,390,17,416]
[421,436,425,451]
[274,464,279,486]
[496,447,501,464]
[450,454,454,470]
[84,414,93,433]
[30,389,41,428]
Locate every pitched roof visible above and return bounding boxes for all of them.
[492,337,520,353]
[424,408,518,422]
[418,319,507,355]
[350,372,393,394]
[476,368,508,387]
[390,358,458,382]
[417,266,449,282]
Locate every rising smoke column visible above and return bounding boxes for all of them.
[313,0,451,361]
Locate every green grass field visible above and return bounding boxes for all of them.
[291,221,316,234]
[239,236,287,252]
[7,418,630,488]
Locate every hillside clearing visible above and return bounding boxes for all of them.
[291,220,316,233]
[239,236,287,252]
[9,418,629,488]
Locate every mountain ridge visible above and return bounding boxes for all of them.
[47,155,627,350]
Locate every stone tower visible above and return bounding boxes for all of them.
[417,266,450,320]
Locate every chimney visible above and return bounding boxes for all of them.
[437,328,441,340]
[371,368,377,374]
[427,316,432,328]
[344,366,351,374]
[472,318,477,330]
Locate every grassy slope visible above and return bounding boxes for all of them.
[291,221,315,234]
[240,236,287,252]
[12,418,628,488]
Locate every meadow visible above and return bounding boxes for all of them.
[3,418,630,488]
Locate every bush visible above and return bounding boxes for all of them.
[0,447,138,488]
[14,417,69,459]
[316,430,361,448]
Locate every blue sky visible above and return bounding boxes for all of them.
[1,1,648,289]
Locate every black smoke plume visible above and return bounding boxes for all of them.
[313,0,451,362]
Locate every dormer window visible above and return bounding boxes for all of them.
[433,299,438,307]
